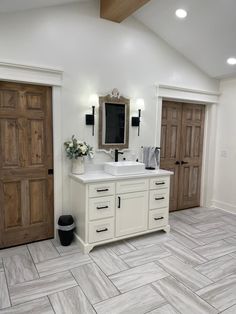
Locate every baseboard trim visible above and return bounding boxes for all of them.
[211,200,236,215]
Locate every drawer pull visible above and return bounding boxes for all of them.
[154,217,164,221]
[155,197,165,201]
[155,182,165,185]
[96,206,109,210]
[96,188,109,192]
[96,228,108,233]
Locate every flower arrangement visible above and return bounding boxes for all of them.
[64,135,93,159]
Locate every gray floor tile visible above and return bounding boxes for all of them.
[28,240,59,263]
[9,271,77,305]
[197,273,236,312]
[195,254,236,282]
[127,231,173,250]
[221,304,236,314]
[171,230,204,249]
[193,240,236,260]
[163,240,206,266]
[90,247,128,276]
[106,240,136,255]
[49,286,95,314]
[191,228,235,244]
[148,304,180,314]
[192,220,227,231]
[0,259,3,272]
[109,262,169,293]
[157,255,212,291]
[0,246,28,259]
[0,297,54,314]
[225,236,236,244]
[51,239,82,256]
[171,212,199,224]
[171,221,201,236]
[4,250,38,286]
[71,263,119,304]
[94,285,165,314]
[120,244,171,267]
[0,272,11,310]
[36,252,92,277]
[153,276,218,314]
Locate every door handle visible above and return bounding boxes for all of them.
[48,169,54,175]
[118,196,121,208]
[175,161,180,165]
[180,161,188,165]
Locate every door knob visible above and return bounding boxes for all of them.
[181,161,188,165]
[175,161,180,165]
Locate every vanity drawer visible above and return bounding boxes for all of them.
[149,176,169,190]
[116,179,148,194]
[88,196,115,221]
[149,209,168,230]
[149,189,169,210]
[88,218,114,243]
[88,182,115,198]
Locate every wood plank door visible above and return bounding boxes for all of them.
[160,101,205,211]
[160,101,182,211]
[0,81,54,248]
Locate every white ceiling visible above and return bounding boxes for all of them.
[0,0,86,13]
[1,0,236,78]
[135,0,236,78]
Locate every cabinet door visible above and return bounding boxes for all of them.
[116,191,148,237]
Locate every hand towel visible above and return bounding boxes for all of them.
[142,146,159,169]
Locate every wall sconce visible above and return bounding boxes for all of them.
[85,94,98,136]
[85,106,95,136]
[131,98,145,136]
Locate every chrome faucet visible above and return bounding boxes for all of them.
[114,149,124,162]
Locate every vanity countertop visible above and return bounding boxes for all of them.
[70,169,173,184]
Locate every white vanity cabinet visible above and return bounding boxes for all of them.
[70,170,172,254]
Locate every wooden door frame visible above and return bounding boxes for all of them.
[156,85,220,209]
[0,61,63,238]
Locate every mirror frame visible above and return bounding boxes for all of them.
[98,94,130,150]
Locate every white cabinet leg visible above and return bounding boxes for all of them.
[163,225,170,234]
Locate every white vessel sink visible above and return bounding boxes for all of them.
[104,161,146,176]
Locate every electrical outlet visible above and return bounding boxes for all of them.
[220,150,228,158]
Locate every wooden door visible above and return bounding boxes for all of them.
[0,81,54,248]
[160,101,182,211]
[116,191,148,237]
[160,101,205,211]
[178,104,205,209]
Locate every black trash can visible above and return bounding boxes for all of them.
[58,215,75,246]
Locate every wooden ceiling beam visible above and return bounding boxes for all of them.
[100,0,151,23]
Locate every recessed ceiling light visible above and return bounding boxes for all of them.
[227,57,236,65]
[175,9,187,19]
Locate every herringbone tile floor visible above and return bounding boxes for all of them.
[1,207,236,314]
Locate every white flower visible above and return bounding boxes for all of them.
[69,142,73,147]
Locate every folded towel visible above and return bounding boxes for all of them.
[142,146,159,169]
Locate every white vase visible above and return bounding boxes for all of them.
[72,157,85,174]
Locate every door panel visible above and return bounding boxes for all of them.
[160,101,205,211]
[116,191,148,237]
[0,81,54,248]
[160,101,182,211]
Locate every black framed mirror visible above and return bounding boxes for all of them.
[98,93,130,150]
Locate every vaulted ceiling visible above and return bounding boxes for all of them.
[0,0,236,78]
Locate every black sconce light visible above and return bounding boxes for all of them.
[131,99,144,136]
[131,109,141,136]
[85,105,95,136]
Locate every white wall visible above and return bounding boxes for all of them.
[0,0,219,209]
[212,78,236,212]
